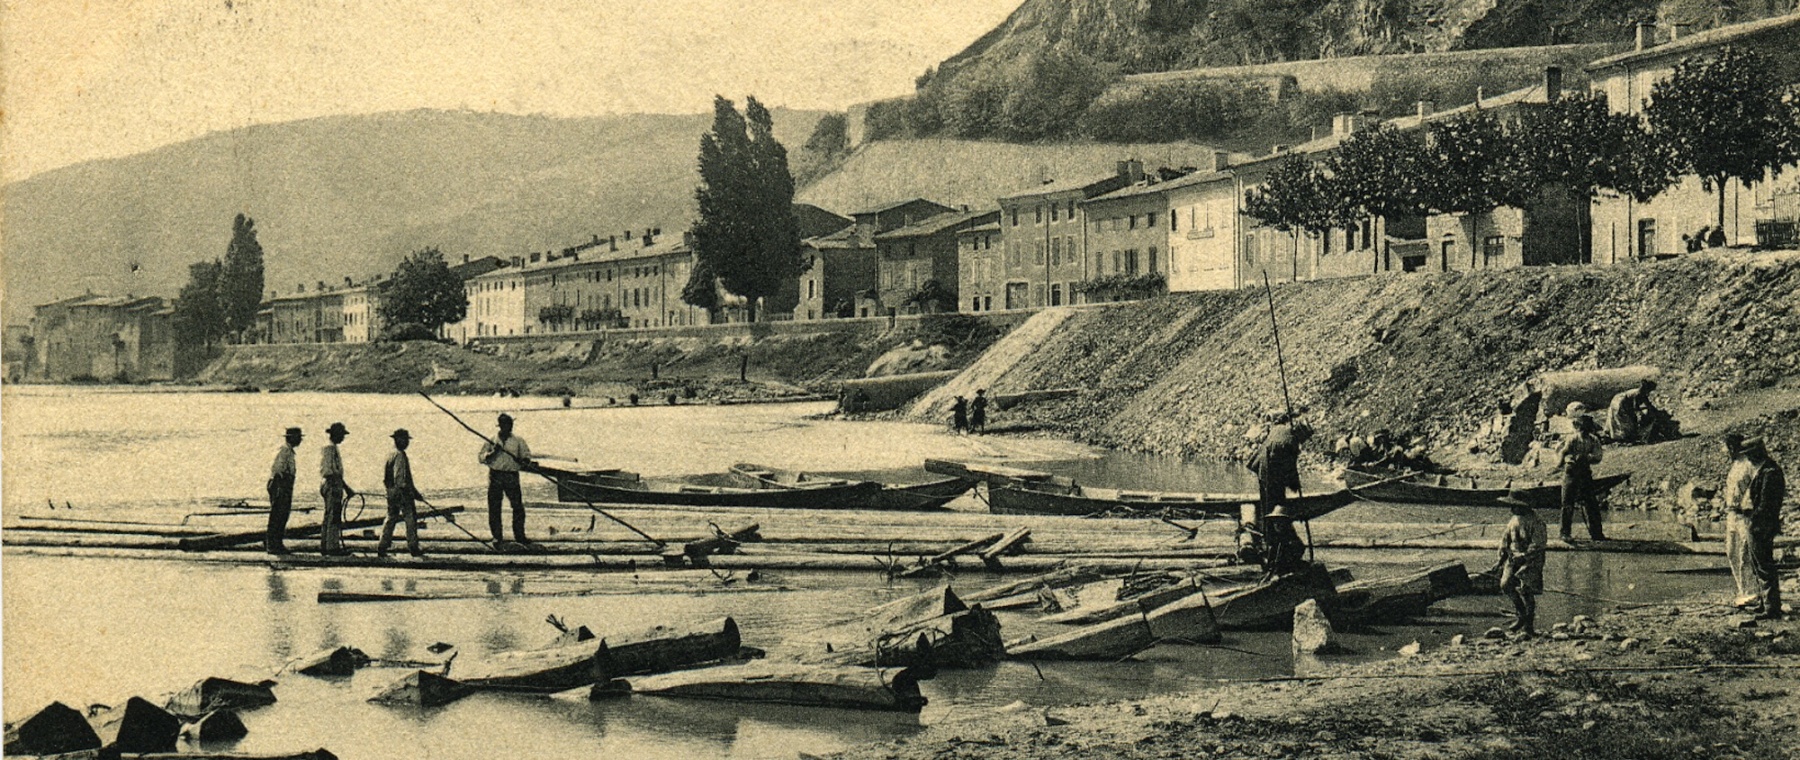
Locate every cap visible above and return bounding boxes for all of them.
[326,422,349,435]
[498,413,514,424]
[1740,436,1767,454]
[284,427,303,437]
[391,428,411,439]
[1266,505,1292,519]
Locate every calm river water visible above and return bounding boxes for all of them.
[0,387,1726,759]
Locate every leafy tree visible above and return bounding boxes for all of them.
[1513,92,1678,203]
[1646,46,1800,227]
[997,50,1118,141]
[378,248,466,337]
[219,214,264,343]
[173,259,225,348]
[1328,123,1434,220]
[681,258,724,322]
[1420,111,1534,216]
[1244,155,1354,234]
[802,113,848,156]
[688,96,803,321]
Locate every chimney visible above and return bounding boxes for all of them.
[344,276,353,287]
[653,227,662,237]
[682,230,695,247]
[463,254,470,264]
[1544,67,1563,103]
[643,227,654,245]
[1209,151,1230,172]
[1417,100,1435,119]
[1636,22,1654,51]
[297,283,305,293]
[1671,22,1689,41]
[1115,158,1145,183]
[609,235,617,251]
[1271,144,1291,155]
[316,280,326,292]
[530,252,541,263]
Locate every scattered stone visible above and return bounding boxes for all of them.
[1573,653,1596,662]
[1292,599,1340,655]
[164,677,277,719]
[90,696,181,754]
[1619,637,1641,651]
[1484,627,1509,640]
[183,709,248,743]
[1044,712,1071,727]
[1552,623,1571,634]
[368,670,473,708]
[1397,641,1422,657]
[1582,720,1598,731]
[290,646,371,677]
[1754,630,1776,640]
[3,702,102,756]
[1449,634,1467,646]
[1661,637,1681,646]
[1736,618,1760,629]
[426,642,456,654]
[1551,632,1571,641]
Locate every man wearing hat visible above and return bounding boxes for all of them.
[1496,491,1548,637]
[1249,415,1311,551]
[1607,379,1660,444]
[377,429,425,558]
[1719,433,1757,607]
[265,427,303,555]
[1262,505,1308,578]
[1738,437,1786,620]
[318,422,358,556]
[1558,414,1606,541]
[480,413,535,547]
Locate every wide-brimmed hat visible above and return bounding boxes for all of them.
[497,413,514,425]
[391,428,411,439]
[284,427,303,437]
[326,422,349,435]
[1740,436,1767,454]
[1498,490,1534,508]
[1574,414,1599,431]
[1267,505,1293,519]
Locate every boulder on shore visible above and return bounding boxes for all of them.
[1292,599,1341,655]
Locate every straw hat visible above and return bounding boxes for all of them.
[326,422,349,436]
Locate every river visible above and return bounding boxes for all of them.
[0,387,1729,759]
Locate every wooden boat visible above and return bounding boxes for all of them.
[1039,577,1207,626]
[1149,565,1339,632]
[728,463,976,511]
[448,640,613,693]
[786,586,1003,669]
[1008,615,1159,661]
[1343,469,1631,508]
[627,663,931,713]
[1326,562,1470,624]
[539,464,882,508]
[368,670,474,708]
[987,480,1356,520]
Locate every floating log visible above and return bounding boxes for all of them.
[123,750,338,760]
[1292,599,1340,655]
[90,696,182,754]
[605,617,743,676]
[3,701,102,756]
[1008,615,1158,661]
[1040,577,1206,626]
[963,564,1104,603]
[1328,562,1470,624]
[368,670,474,708]
[549,679,632,701]
[450,640,613,692]
[181,710,249,743]
[288,646,370,677]
[978,527,1033,569]
[164,678,277,719]
[628,663,930,712]
[798,585,967,647]
[1207,565,1340,631]
[1143,588,1222,644]
[177,507,463,551]
[845,607,1005,669]
[661,522,762,568]
[897,533,1004,578]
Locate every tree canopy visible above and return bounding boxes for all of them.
[219,214,265,342]
[1244,155,1353,234]
[1645,46,1800,225]
[685,95,803,321]
[173,259,225,348]
[1513,91,1678,203]
[378,248,466,338]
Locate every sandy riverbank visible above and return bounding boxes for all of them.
[835,587,1800,760]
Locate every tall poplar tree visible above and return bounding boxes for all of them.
[219,214,265,343]
[686,95,803,321]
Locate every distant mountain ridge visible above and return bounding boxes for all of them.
[1,108,825,325]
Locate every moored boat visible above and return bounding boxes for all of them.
[539,464,882,508]
[1343,468,1630,508]
[987,480,1356,520]
[729,463,976,511]
[626,662,931,712]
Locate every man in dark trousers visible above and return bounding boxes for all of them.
[265,427,302,555]
[481,413,535,548]
[377,428,424,559]
[1250,414,1310,543]
[1741,437,1787,620]
[970,390,989,433]
[1559,414,1606,541]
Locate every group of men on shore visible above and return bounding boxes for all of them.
[263,413,537,557]
[1249,406,1786,638]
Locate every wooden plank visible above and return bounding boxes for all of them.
[896,532,1004,578]
[978,526,1032,568]
[176,507,464,551]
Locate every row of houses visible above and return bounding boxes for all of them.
[24,13,1800,376]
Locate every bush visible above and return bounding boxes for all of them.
[916,313,996,349]
[1073,272,1168,300]
[378,322,438,342]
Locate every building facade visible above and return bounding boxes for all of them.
[29,294,174,382]
[996,163,1138,309]
[873,209,998,315]
[956,223,1004,312]
[1163,170,1242,292]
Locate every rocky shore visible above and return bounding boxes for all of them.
[838,590,1799,760]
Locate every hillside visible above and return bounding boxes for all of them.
[0,108,825,325]
[796,139,1245,212]
[906,252,1800,503]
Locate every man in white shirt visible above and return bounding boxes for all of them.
[265,427,302,555]
[480,413,534,547]
[319,422,358,556]
[1719,433,1757,607]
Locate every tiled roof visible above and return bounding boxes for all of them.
[1588,13,1800,71]
[1087,169,1234,202]
[1000,173,1120,201]
[873,209,1000,241]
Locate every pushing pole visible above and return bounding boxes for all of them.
[416,391,664,548]
[1262,272,1313,563]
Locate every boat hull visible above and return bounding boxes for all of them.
[1345,470,1630,508]
[545,467,883,508]
[729,463,975,511]
[988,483,1354,520]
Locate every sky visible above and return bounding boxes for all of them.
[0,0,1023,182]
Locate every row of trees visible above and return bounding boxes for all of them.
[1246,47,1800,240]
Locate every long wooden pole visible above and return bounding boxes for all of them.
[416,391,663,548]
[1262,271,1312,562]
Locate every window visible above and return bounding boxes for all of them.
[1322,230,1333,256]
[1128,215,1138,230]
[1126,249,1140,275]
[1245,233,1257,263]
[1035,205,1043,224]
[984,296,993,311]
[1637,219,1658,259]
[1050,237,1061,266]
[1171,212,1179,232]
[1050,204,1059,222]
[1148,246,1158,274]
[1113,251,1123,272]
[1035,242,1045,265]
[1011,209,1019,227]
[1066,236,1077,265]
[1361,218,1374,250]
[1067,200,1076,218]
[1147,212,1157,228]
[1051,284,1063,306]
[1483,235,1505,266]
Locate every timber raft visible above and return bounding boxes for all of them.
[2,499,1768,574]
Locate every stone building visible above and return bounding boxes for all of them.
[873,208,998,315]
[996,161,1141,309]
[28,294,174,382]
